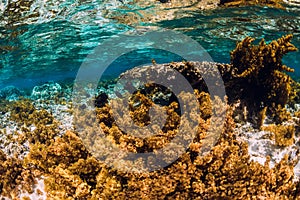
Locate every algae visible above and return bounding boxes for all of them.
[219,34,298,127]
[263,124,295,147]
[0,35,300,199]
[24,106,299,199]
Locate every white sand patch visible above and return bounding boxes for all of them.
[235,122,300,182]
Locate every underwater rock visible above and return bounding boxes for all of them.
[0,86,22,100]
[119,61,222,92]
[94,93,109,108]
[31,82,62,100]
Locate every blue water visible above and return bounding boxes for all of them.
[0,3,299,89]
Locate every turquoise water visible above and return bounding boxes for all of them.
[0,2,299,90]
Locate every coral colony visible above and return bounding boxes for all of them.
[1,34,300,199]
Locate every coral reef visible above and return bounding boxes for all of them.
[31,82,63,101]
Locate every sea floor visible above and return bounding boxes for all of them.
[1,74,300,199]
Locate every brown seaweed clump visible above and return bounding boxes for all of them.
[263,124,295,147]
[24,104,300,199]
[1,35,300,199]
[0,150,36,199]
[9,100,58,145]
[219,34,298,125]
[0,84,299,199]
[25,131,101,199]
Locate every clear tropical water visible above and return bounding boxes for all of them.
[1,2,300,199]
[0,1,299,90]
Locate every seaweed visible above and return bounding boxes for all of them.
[219,34,298,126]
[9,100,58,145]
[26,131,99,199]
[10,100,36,126]
[0,150,35,198]
[263,124,295,147]
[26,96,299,199]
[1,34,300,199]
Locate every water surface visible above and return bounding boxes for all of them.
[0,2,299,89]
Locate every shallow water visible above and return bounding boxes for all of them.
[159,6,300,64]
[0,1,300,90]
[1,2,300,199]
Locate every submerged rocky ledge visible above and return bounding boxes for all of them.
[0,34,300,199]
